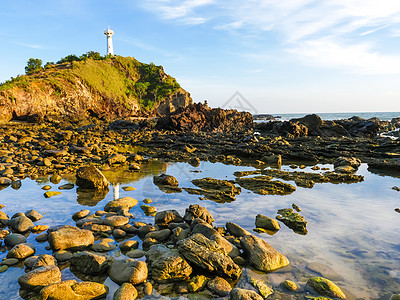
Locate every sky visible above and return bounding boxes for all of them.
[1,0,400,114]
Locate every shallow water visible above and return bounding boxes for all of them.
[0,161,399,299]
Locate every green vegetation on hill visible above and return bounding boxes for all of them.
[0,52,182,112]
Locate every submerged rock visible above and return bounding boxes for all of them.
[240,234,290,272]
[235,176,296,195]
[306,277,346,299]
[230,288,263,300]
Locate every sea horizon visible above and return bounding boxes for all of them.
[256,111,400,121]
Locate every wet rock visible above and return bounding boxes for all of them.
[209,233,240,258]
[185,178,241,202]
[107,153,126,165]
[4,233,27,247]
[44,191,62,198]
[226,222,251,237]
[104,215,129,227]
[1,258,19,266]
[25,209,43,222]
[230,288,263,300]
[122,186,136,191]
[72,209,91,221]
[70,251,112,275]
[188,275,209,292]
[75,165,109,189]
[40,279,109,300]
[153,173,179,187]
[58,183,74,190]
[207,276,231,296]
[119,240,139,251]
[91,238,117,252]
[113,282,138,300]
[306,277,346,299]
[0,177,12,185]
[137,225,156,238]
[7,243,35,259]
[50,174,61,184]
[18,265,61,292]
[155,210,184,227]
[0,210,9,227]
[8,215,34,233]
[240,234,290,272]
[281,280,298,291]
[127,249,146,259]
[255,214,280,231]
[104,197,138,212]
[48,225,94,251]
[236,176,296,195]
[276,208,308,235]
[140,205,157,216]
[145,229,171,242]
[184,204,214,225]
[146,244,192,282]
[189,157,201,167]
[177,233,242,280]
[108,258,148,285]
[53,250,73,262]
[113,228,127,239]
[0,265,8,273]
[249,278,273,298]
[29,254,57,269]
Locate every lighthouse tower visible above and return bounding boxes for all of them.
[104,26,114,56]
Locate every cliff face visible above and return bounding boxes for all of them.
[0,56,192,123]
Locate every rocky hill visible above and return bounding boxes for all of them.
[0,56,192,124]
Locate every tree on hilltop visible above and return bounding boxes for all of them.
[25,58,43,74]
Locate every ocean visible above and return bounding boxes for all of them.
[268,111,400,121]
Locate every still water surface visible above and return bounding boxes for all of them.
[0,161,399,299]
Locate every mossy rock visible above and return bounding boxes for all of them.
[306,277,346,299]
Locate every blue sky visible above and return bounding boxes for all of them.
[1,0,400,114]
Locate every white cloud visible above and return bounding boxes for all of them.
[16,42,47,50]
[141,0,400,74]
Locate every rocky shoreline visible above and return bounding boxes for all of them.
[0,108,399,299]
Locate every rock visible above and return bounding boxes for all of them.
[25,209,43,222]
[40,279,109,300]
[145,229,171,242]
[0,210,9,227]
[177,233,242,280]
[91,238,117,252]
[210,233,240,258]
[188,275,209,292]
[207,276,231,296]
[306,277,346,299]
[18,265,61,291]
[58,183,74,190]
[186,178,241,202]
[4,233,27,247]
[112,228,126,239]
[127,249,146,259]
[108,258,148,285]
[53,250,73,262]
[75,165,109,189]
[146,244,192,283]
[119,240,139,251]
[249,278,273,298]
[35,233,48,242]
[230,288,263,300]
[235,176,296,195]
[137,225,156,238]
[276,208,308,235]
[70,251,112,275]
[0,265,8,273]
[28,254,57,269]
[226,222,251,237]
[0,258,19,266]
[104,215,129,227]
[9,215,34,233]
[72,209,91,221]
[122,186,136,191]
[7,243,35,259]
[48,225,94,251]
[281,280,298,291]
[31,225,49,233]
[44,191,62,198]
[183,204,214,225]
[107,153,127,165]
[104,197,138,212]
[113,282,138,300]
[153,173,179,186]
[391,295,400,300]
[189,157,200,167]
[140,205,157,216]
[0,177,12,185]
[155,210,184,227]
[255,214,280,231]
[142,237,158,251]
[240,234,290,272]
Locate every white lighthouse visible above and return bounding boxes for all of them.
[104,26,114,56]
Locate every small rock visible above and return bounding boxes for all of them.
[104,215,129,227]
[207,277,231,296]
[7,243,35,259]
[188,275,208,292]
[126,249,146,259]
[72,209,91,221]
[4,233,27,247]
[58,183,74,190]
[25,209,43,222]
[230,288,263,300]
[153,173,179,187]
[306,277,346,299]
[42,185,52,190]
[44,191,62,198]
[8,215,34,233]
[119,240,139,251]
[108,258,148,285]
[281,280,298,291]
[122,186,136,191]
[255,214,280,231]
[0,258,19,266]
[113,282,138,300]
[0,265,8,273]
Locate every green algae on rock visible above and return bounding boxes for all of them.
[276,208,308,235]
[235,176,296,195]
[306,277,346,299]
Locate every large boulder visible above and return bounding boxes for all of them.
[146,244,192,283]
[183,204,214,225]
[240,234,289,272]
[154,210,184,227]
[18,265,61,291]
[226,222,251,237]
[70,251,112,275]
[48,225,94,251]
[108,258,148,285]
[104,197,138,212]
[75,166,109,189]
[177,233,242,280]
[306,277,346,299]
[40,279,109,300]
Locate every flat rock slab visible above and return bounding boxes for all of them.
[48,225,94,251]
